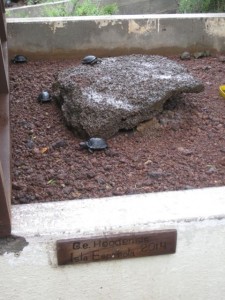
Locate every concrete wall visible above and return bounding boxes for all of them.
[1,187,225,300]
[7,14,225,59]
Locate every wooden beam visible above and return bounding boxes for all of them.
[0,92,11,195]
[0,41,9,93]
[0,162,11,237]
[0,0,6,42]
[0,93,11,237]
[0,0,11,237]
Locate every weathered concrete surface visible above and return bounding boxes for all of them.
[0,235,28,255]
[53,55,203,138]
[1,187,225,300]
[7,14,225,59]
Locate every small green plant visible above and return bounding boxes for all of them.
[42,0,118,17]
[5,10,11,17]
[43,4,67,17]
[73,0,118,16]
[74,0,99,15]
[178,0,225,12]
[100,3,118,15]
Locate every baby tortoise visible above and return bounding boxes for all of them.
[80,137,108,153]
[81,55,101,65]
[12,55,27,64]
[5,0,12,7]
[37,91,52,103]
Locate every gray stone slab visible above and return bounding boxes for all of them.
[53,54,204,138]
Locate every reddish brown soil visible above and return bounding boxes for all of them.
[10,55,225,204]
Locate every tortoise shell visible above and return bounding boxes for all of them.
[12,55,27,64]
[81,55,100,65]
[80,137,108,152]
[37,91,52,103]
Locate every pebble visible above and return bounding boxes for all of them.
[19,197,29,204]
[202,66,211,71]
[219,157,225,166]
[62,186,73,194]
[194,52,205,59]
[19,195,36,204]
[177,147,193,156]
[148,170,164,179]
[12,181,26,191]
[194,51,210,59]
[105,149,120,157]
[86,171,96,179]
[112,188,125,196]
[206,166,217,174]
[75,183,84,191]
[96,177,105,185]
[71,191,81,198]
[52,139,68,149]
[119,158,129,164]
[180,51,191,60]
[136,118,160,132]
[218,56,225,63]
[26,139,35,149]
[104,165,112,171]
[183,185,195,190]
[57,172,67,180]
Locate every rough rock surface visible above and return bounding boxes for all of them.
[53,55,204,138]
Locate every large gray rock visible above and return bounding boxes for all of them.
[53,55,204,138]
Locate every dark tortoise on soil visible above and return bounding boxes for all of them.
[80,137,108,152]
[37,91,52,103]
[5,0,12,7]
[12,55,27,64]
[81,55,101,65]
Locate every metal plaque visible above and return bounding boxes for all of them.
[56,229,177,265]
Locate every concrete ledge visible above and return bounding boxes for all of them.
[1,187,225,299]
[7,13,225,58]
[11,186,225,236]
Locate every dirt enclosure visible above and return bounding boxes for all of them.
[10,55,225,204]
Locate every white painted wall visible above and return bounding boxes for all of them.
[1,187,225,300]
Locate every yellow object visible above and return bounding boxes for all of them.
[219,85,225,98]
[40,147,49,154]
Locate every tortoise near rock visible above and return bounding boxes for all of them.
[81,55,101,65]
[37,91,52,103]
[80,137,108,153]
